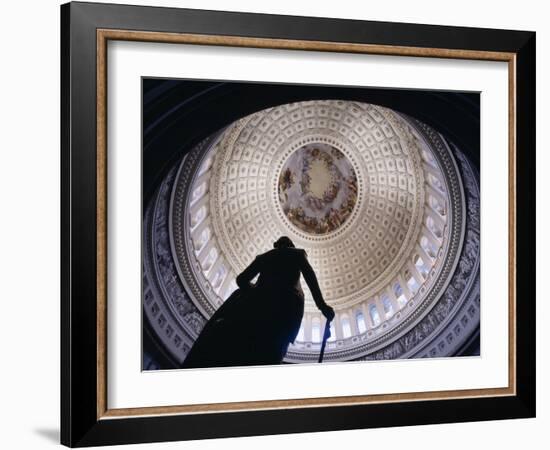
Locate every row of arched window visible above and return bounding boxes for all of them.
[188,156,237,302]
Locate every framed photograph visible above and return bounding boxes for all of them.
[61,1,536,447]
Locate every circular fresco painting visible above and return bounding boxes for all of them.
[278,143,358,235]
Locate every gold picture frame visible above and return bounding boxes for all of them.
[61,2,535,446]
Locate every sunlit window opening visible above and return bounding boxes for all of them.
[427,173,445,193]
[311,319,321,343]
[191,205,206,229]
[420,236,437,259]
[381,294,394,318]
[342,316,352,338]
[369,304,381,326]
[356,312,367,334]
[426,216,443,239]
[328,321,336,342]
[394,282,408,307]
[202,247,218,271]
[191,182,207,204]
[193,227,211,254]
[407,274,420,295]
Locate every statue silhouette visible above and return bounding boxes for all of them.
[181,236,335,368]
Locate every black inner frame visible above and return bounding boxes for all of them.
[61,2,535,447]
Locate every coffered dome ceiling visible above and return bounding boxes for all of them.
[179,100,446,308]
[145,99,477,364]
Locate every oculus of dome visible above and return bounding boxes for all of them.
[278,143,358,235]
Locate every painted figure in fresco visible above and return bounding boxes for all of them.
[181,236,335,368]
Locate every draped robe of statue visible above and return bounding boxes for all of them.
[181,246,331,368]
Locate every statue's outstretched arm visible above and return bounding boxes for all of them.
[236,256,262,289]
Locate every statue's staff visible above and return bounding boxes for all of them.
[318,319,332,363]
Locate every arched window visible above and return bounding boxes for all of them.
[426,216,443,239]
[420,236,437,259]
[407,275,420,295]
[311,319,321,343]
[191,205,206,228]
[369,304,381,326]
[429,195,446,216]
[394,282,402,297]
[427,173,445,193]
[191,182,207,204]
[193,227,210,254]
[341,316,352,338]
[327,321,336,342]
[356,312,367,334]
[415,255,429,278]
[202,247,218,271]
[381,294,394,317]
[394,282,407,307]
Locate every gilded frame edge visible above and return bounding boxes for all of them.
[95,28,518,421]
